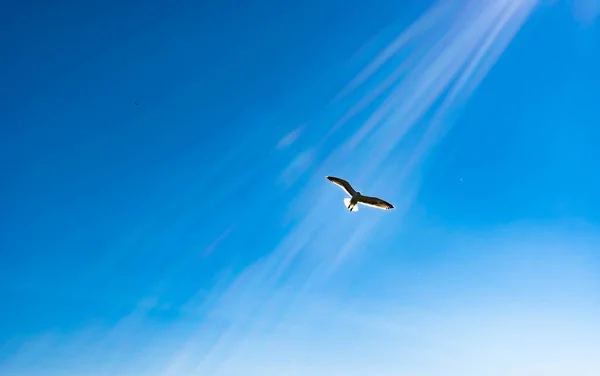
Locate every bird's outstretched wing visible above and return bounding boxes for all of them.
[357,195,394,210]
[326,176,357,197]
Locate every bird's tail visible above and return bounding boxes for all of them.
[343,198,359,211]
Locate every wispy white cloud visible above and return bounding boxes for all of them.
[334,0,455,102]
[165,222,600,376]
[278,149,315,187]
[275,125,305,150]
[201,226,234,258]
[3,223,599,376]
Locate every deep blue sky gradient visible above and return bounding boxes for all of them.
[1,0,599,374]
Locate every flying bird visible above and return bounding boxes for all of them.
[326,176,394,212]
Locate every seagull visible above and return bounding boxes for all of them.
[326,176,394,212]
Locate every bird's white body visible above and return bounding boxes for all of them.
[343,197,359,211]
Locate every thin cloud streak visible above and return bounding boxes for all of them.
[404,0,538,179]
[335,0,454,101]
[276,125,305,150]
[357,0,538,184]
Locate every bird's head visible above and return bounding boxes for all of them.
[356,191,361,195]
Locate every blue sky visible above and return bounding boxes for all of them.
[1,0,600,375]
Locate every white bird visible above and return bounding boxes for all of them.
[326,176,394,212]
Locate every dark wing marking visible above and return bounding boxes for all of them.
[326,176,357,197]
[357,195,394,210]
